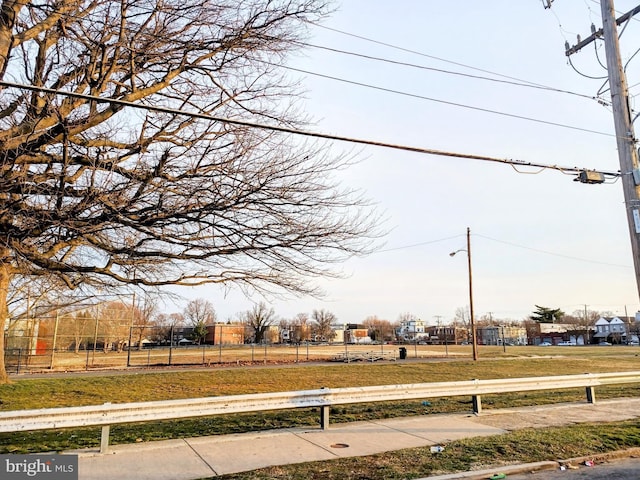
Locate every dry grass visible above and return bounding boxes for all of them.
[1,351,640,455]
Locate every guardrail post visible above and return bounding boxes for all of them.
[471,379,482,414]
[586,386,596,403]
[320,405,330,430]
[100,425,110,453]
[472,395,482,414]
[100,402,111,453]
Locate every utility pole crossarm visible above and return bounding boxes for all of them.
[565,4,640,56]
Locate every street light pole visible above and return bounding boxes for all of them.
[450,227,478,361]
[466,227,478,361]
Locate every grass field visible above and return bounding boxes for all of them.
[14,342,640,372]
[1,347,640,477]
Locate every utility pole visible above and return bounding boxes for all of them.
[450,227,478,361]
[601,0,640,301]
[467,227,478,361]
[565,1,640,301]
[434,315,442,341]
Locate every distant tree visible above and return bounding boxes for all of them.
[452,307,471,342]
[244,302,276,344]
[522,319,539,346]
[291,313,311,343]
[56,309,93,354]
[397,312,417,323]
[453,307,470,329]
[184,299,216,344]
[530,305,564,323]
[133,296,158,350]
[95,301,133,352]
[153,312,185,343]
[312,309,337,342]
[281,312,310,343]
[363,315,394,343]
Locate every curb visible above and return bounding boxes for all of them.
[416,461,557,480]
[418,447,640,479]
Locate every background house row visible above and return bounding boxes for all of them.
[6,314,640,356]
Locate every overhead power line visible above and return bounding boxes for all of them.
[374,231,631,269]
[0,80,621,179]
[296,41,606,104]
[476,233,631,268]
[312,23,558,90]
[277,63,616,138]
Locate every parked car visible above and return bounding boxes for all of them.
[598,341,612,346]
[558,341,576,346]
[539,341,552,346]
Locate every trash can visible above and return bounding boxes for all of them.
[399,347,407,360]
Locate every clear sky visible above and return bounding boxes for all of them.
[169,1,640,325]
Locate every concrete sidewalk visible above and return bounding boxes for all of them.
[72,398,640,480]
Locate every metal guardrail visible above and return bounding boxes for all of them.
[2,371,640,453]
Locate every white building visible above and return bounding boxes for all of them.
[396,319,426,341]
[594,317,629,344]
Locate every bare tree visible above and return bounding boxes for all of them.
[397,312,417,323]
[133,296,158,350]
[244,302,276,344]
[153,312,185,343]
[0,0,379,382]
[311,309,336,342]
[363,315,394,343]
[183,298,215,344]
[291,312,310,343]
[57,310,93,353]
[93,301,133,353]
[279,312,310,343]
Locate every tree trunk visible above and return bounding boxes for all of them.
[0,264,11,383]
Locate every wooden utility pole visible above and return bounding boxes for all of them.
[600,0,640,301]
[565,1,640,301]
[467,227,478,361]
[450,228,478,360]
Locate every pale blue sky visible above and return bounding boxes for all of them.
[173,1,640,324]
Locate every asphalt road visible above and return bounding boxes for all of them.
[506,457,640,479]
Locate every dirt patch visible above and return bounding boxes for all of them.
[472,398,640,431]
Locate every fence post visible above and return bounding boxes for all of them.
[168,325,174,366]
[127,327,133,367]
[49,313,60,369]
